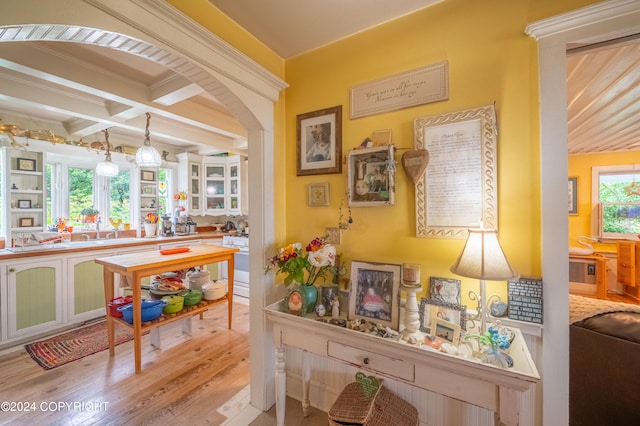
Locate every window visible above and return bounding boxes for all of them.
[592,165,640,239]
[110,171,130,226]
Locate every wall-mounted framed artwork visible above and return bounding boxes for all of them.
[308,182,330,207]
[568,177,578,214]
[296,105,342,176]
[347,145,395,207]
[414,104,498,238]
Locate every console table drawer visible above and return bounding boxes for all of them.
[327,341,415,382]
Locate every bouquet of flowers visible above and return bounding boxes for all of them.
[173,190,187,201]
[265,237,337,287]
[144,212,159,224]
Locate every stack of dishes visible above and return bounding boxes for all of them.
[150,272,185,297]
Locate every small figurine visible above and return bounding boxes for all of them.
[331,295,340,318]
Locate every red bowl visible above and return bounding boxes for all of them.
[108,296,133,317]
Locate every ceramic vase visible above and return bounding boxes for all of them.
[144,223,157,237]
[299,285,318,314]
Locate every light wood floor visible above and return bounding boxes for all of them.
[0,302,252,425]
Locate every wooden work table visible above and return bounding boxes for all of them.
[96,244,239,373]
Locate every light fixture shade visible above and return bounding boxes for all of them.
[135,145,162,167]
[95,128,119,177]
[135,112,162,167]
[95,157,119,177]
[450,229,518,281]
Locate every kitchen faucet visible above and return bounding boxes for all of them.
[95,217,101,239]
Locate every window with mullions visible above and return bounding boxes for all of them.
[593,165,640,239]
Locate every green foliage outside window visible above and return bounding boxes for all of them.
[600,176,640,235]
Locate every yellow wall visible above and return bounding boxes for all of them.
[173,0,601,304]
[569,151,640,252]
[282,0,600,303]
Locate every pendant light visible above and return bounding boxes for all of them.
[95,128,119,177]
[135,112,162,167]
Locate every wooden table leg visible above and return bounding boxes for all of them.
[102,268,115,355]
[275,342,286,426]
[227,254,234,329]
[132,272,142,373]
[302,350,311,417]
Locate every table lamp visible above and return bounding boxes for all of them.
[450,228,518,333]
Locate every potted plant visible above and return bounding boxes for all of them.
[79,206,99,223]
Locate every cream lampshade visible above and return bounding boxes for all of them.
[450,228,518,332]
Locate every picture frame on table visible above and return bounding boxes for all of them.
[16,157,36,172]
[17,199,32,209]
[429,276,461,305]
[18,217,34,227]
[569,177,578,215]
[419,298,467,334]
[320,285,339,316]
[349,261,401,330]
[296,105,342,176]
[285,286,306,316]
[347,145,395,207]
[433,318,461,345]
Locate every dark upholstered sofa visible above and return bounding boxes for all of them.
[570,311,640,425]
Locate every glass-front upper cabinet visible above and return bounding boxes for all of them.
[176,152,202,215]
[205,163,225,213]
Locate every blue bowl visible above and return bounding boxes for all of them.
[117,299,167,324]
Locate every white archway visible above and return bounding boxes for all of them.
[1,0,287,412]
[527,1,640,424]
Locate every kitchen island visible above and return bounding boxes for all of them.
[96,244,239,373]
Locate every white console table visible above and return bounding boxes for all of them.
[265,301,539,426]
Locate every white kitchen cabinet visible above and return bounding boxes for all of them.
[203,155,243,216]
[67,252,115,323]
[1,147,47,243]
[176,152,203,215]
[5,258,63,340]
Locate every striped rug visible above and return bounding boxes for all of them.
[24,321,137,370]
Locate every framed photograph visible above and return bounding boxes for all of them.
[308,183,330,207]
[296,105,342,176]
[285,286,306,316]
[19,217,34,227]
[141,170,155,182]
[349,261,401,330]
[568,177,578,215]
[419,298,467,334]
[17,199,32,209]
[429,277,461,305]
[347,145,395,206]
[414,104,498,238]
[432,318,461,346]
[16,157,36,171]
[320,285,339,316]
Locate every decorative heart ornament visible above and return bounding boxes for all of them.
[401,149,429,185]
[355,372,381,398]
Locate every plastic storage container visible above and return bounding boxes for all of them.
[108,296,133,318]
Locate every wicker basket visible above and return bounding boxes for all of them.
[328,381,419,426]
